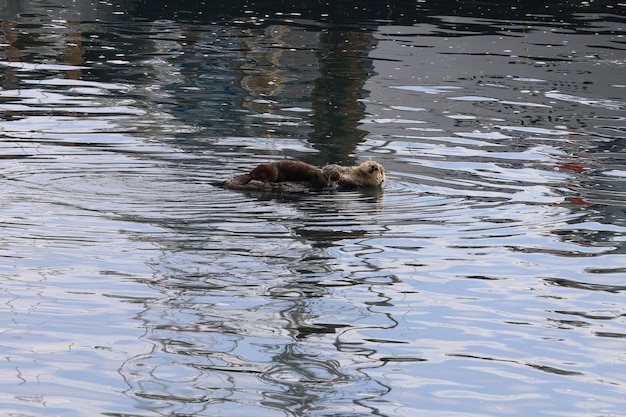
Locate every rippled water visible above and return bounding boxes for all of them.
[1,1,625,416]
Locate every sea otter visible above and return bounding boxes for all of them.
[322,160,385,190]
[215,160,328,192]
[215,160,385,193]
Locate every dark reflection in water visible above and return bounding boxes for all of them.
[1,1,625,416]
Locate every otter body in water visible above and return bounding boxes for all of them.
[246,160,328,189]
[216,160,328,192]
[215,160,385,193]
[322,160,385,190]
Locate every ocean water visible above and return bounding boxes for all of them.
[0,1,625,416]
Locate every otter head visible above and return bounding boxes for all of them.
[360,161,385,185]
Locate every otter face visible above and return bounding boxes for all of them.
[366,161,382,173]
[360,161,385,183]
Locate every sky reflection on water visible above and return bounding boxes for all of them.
[0,1,625,416]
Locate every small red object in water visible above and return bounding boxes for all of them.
[569,197,590,205]
[558,163,585,173]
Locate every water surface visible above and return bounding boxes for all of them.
[1,1,625,416]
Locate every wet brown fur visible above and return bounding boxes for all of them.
[242,160,328,189]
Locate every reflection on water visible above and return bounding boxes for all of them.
[1,1,625,416]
